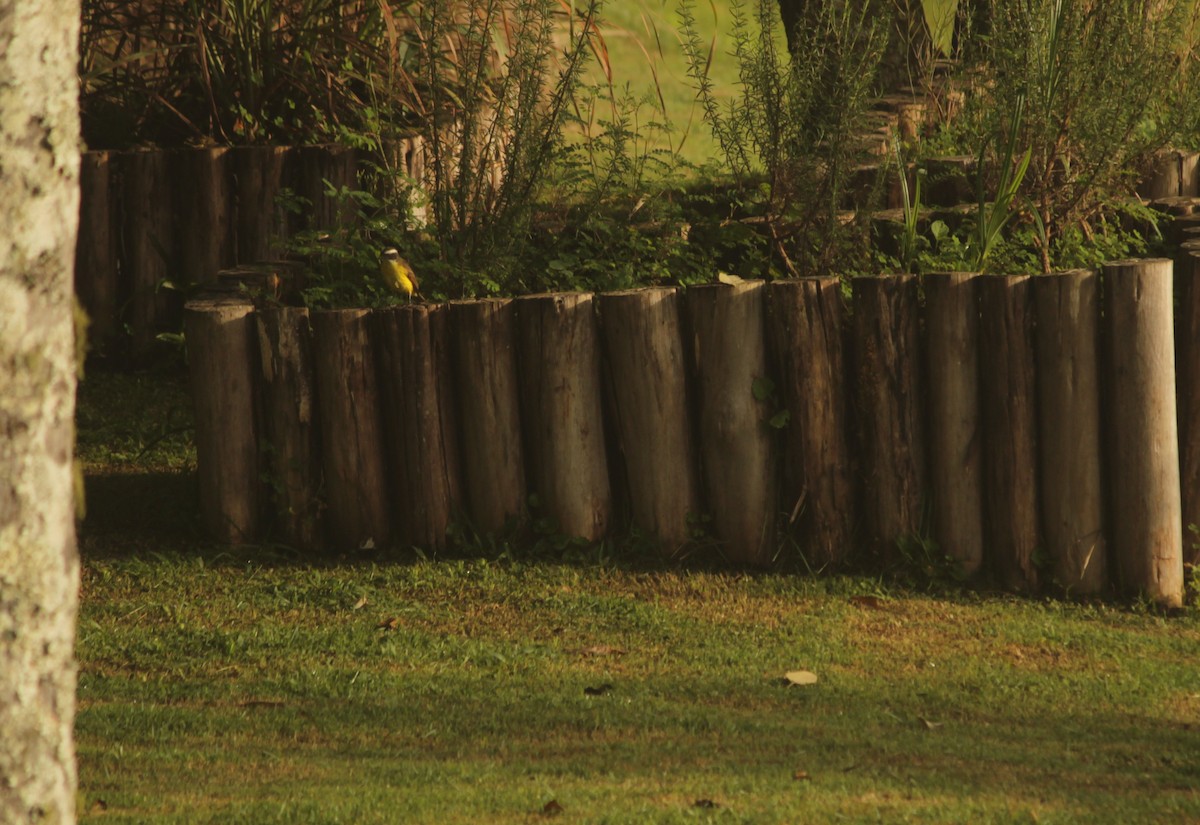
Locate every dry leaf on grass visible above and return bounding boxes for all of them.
[352,595,368,610]
[377,617,400,630]
[575,644,626,657]
[694,798,719,808]
[848,595,886,610]
[542,799,564,816]
[919,716,943,730]
[583,683,614,697]
[793,770,811,781]
[784,670,818,686]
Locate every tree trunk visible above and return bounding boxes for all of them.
[376,305,460,551]
[1176,251,1200,567]
[687,282,778,567]
[1034,269,1108,595]
[256,306,323,551]
[0,1,82,820]
[312,309,391,551]
[978,274,1041,592]
[852,275,925,562]
[76,150,119,352]
[597,287,700,555]
[1103,258,1184,606]
[515,293,611,542]
[449,298,527,533]
[923,272,984,577]
[766,277,855,568]
[173,147,233,287]
[185,296,262,543]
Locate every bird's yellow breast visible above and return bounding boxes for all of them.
[380,257,417,298]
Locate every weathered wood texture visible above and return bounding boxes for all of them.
[766,277,855,568]
[978,275,1041,592]
[923,272,984,577]
[449,299,526,533]
[256,306,323,550]
[376,305,460,550]
[173,146,233,287]
[597,288,700,555]
[122,149,173,353]
[1177,251,1200,567]
[235,145,288,263]
[852,275,925,561]
[185,296,261,543]
[1103,258,1184,606]
[1034,270,1108,594]
[515,293,611,541]
[687,282,777,566]
[312,309,391,550]
[289,144,357,233]
[76,150,119,348]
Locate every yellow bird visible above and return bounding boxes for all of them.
[379,247,419,302]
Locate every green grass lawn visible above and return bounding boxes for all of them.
[74,369,1200,824]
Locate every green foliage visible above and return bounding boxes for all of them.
[79,0,418,148]
[680,0,886,276]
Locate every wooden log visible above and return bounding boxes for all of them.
[449,298,526,533]
[1182,151,1200,197]
[766,277,855,568]
[173,147,233,287]
[514,293,611,542]
[1138,149,1181,200]
[921,156,975,208]
[121,149,173,355]
[429,304,464,519]
[1177,252,1200,567]
[597,287,700,555]
[184,296,260,543]
[375,305,459,551]
[234,145,288,263]
[1103,258,1185,606]
[852,275,925,562]
[75,150,119,350]
[256,306,323,551]
[922,272,984,577]
[978,274,1041,592]
[687,282,777,567]
[1034,270,1108,595]
[312,309,391,551]
[289,144,357,234]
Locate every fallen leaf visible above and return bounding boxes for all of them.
[717,271,745,285]
[542,800,564,816]
[89,799,108,814]
[919,716,943,730]
[793,770,811,781]
[576,645,626,657]
[584,683,614,697]
[849,595,886,610]
[377,617,400,630]
[694,799,719,808]
[784,670,818,686]
[353,596,368,610]
[360,537,376,550]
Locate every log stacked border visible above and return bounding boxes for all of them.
[188,263,1191,605]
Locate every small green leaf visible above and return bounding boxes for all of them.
[768,410,791,429]
[752,376,775,402]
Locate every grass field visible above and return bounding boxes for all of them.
[74,369,1200,824]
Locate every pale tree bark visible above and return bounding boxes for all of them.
[0,1,83,823]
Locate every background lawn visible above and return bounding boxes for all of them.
[75,368,1200,824]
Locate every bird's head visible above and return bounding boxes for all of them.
[381,248,401,262]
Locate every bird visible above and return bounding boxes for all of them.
[379,247,420,302]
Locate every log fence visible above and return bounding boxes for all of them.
[187,260,1194,606]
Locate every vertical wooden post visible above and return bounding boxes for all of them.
[766,277,855,568]
[312,309,391,551]
[173,147,233,287]
[449,298,526,533]
[75,150,119,351]
[597,287,700,555]
[1176,252,1200,567]
[923,272,984,577]
[1035,270,1108,594]
[376,305,460,551]
[515,293,611,542]
[429,304,464,520]
[235,145,288,263]
[256,306,323,551]
[687,282,777,567]
[978,274,1041,592]
[121,149,173,355]
[1103,258,1184,606]
[852,275,925,561]
[289,144,357,234]
[184,296,260,543]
